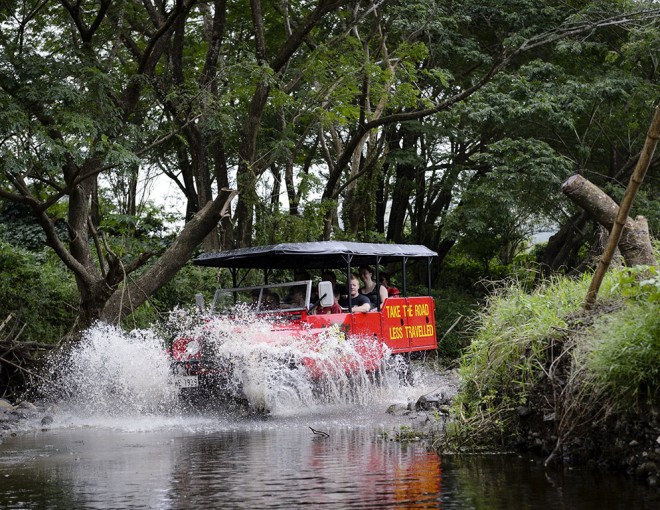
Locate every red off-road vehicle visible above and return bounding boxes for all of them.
[168,241,439,408]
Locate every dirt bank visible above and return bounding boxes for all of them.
[513,397,660,487]
[518,306,660,487]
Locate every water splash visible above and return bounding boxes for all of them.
[37,311,424,419]
[168,308,393,415]
[40,323,177,416]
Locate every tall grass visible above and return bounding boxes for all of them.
[448,273,596,447]
[445,264,659,450]
[580,265,660,408]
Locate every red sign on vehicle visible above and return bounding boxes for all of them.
[381,296,437,353]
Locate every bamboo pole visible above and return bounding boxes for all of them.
[584,102,660,309]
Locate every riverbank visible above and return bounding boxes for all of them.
[442,268,660,488]
[386,369,659,489]
[512,396,660,486]
[383,366,460,441]
[0,398,56,440]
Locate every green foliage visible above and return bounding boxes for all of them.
[449,272,603,445]
[0,203,68,251]
[120,263,216,331]
[1,0,659,334]
[579,263,660,407]
[431,16,659,270]
[448,262,660,449]
[610,264,660,302]
[433,286,478,359]
[393,425,422,442]
[432,253,498,359]
[253,199,333,246]
[0,237,77,343]
[439,254,492,291]
[98,202,178,257]
[440,249,512,287]
[583,300,660,406]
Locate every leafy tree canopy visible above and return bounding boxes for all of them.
[0,0,658,336]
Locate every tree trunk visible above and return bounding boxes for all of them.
[561,175,655,267]
[537,212,590,276]
[101,188,238,323]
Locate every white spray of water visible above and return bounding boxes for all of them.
[173,307,394,414]
[39,310,426,419]
[41,323,178,416]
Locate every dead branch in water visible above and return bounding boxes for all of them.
[0,314,55,401]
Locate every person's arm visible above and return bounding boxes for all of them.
[351,295,371,312]
[352,302,371,312]
[377,285,388,309]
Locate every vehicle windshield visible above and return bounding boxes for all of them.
[210,280,313,314]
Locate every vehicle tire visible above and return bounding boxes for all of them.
[368,361,387,387]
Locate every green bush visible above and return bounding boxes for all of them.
[584,301,659,405]
[0,239,77,343]
[447,271,605,446]
[582,265,660,406]
[433,286,478,359]
[455,273,592,419]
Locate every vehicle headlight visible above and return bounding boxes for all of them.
[185,339,201,356]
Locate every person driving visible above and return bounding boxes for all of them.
[282,285,306,308]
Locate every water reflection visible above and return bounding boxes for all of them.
[160,425,443,508]
[439,454,659,509]
[1,417,657,509]
[0,421,443,509]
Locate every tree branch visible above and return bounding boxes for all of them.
[101,188,238,322]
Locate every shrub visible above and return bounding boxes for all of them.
[433,286,478,359]
[447,271,613,446]
[581,266,660,407]
[0,239,77,342]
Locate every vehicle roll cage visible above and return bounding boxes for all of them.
[210,280,314,314]
[195,241,438,312]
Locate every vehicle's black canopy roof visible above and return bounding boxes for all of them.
[194,241,437,270]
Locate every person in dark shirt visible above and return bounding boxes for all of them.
[343,273,371,312]
[358,266,388,310]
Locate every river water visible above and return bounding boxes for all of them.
[0,324,658,508]
[1,410,658,509]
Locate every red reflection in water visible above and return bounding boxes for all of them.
[304,435,443,507]
[393,449,443,508]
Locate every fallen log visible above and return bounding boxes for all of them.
[561,175,655,267]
